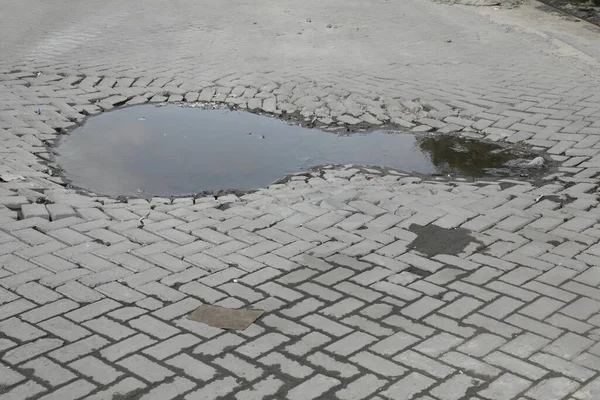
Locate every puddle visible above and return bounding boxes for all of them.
[54,105,546,197]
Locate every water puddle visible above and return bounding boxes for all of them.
[54,105,546,197]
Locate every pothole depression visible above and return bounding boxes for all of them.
[53,104,548,197]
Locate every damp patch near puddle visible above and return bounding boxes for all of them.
[54,105,547,197]
[408,224,481,257]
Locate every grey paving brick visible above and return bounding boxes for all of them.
[394,350,455,378]
[118,354,174,382]
[370,331,420,356]
[325,331,376,356]
[139,377,196,400]
[259,281,303,301]
[236,332,289,358]
[39,316,91,342]
[287,374,340,400]
[457,333,506,357]
[336,374,387,400]
[522,281,577,303]
[414,332,463,357]
[547,313,592,334]
[184,377,238,400]
[199,267,245,287]
[166,354,216,381]
[56,281,104,303]
[83,316,135,340]
[3,338,63,365]
[530,353,594,382]
[449,281,498,302]
[501,332,551,358]
[129,315,180,340]
[439,296,483,318]
[307,351,360,378]
[234,375,283,400]
[179,281,226,303]
[259,352,313,378]
[65,298,121,322]
[0,362,24,386]
[238,267,282,286]
[194,333,244,355]
[284,331,331,356]
[544,332,595,360]
[49,334,108,363]
[478,373,532,400]
[342,314,393,337]
[486,281,538,302]
[21,298,80,324]
[484,351,547,380]
[16,281,62,304]
[85,377,145,400]
[282,297,324,318]
[37,379,96,400]
[463,313,522,338]
[506,314,563,339]
[184,252,229,271]
[21,356,76,386]
[262,314,310,336]
[152,297,201,321]
[349,351,406,376]
[0,298,35,321]
[214,353,263,381]
[383,315,435,338]
[301,314,352,337]
[0,317,46,341]
[430,374,484,400]
[424,313,476,338]
[224,253,265,272]
[519,296,565,320]
[526,377,579,400]
[0,267,53,289]
[561,297,600,320]
[0,380,46,399]
[100,333,157,362]
[256,253,299,270]
[303,212,346,230]
[574,266,600,286]
[381,372,435,400]
[70,356,122,385]
[332,281,382,302]
[372,281,420,301]
[360,303,393,319]
[401,296,445,319]
[314,266,355,286]
[441,351,501,377]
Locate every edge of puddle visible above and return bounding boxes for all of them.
[45,102,557,201]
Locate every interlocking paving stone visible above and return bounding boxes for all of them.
[1,4,600,397]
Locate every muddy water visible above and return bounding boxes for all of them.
[55,105,542,197]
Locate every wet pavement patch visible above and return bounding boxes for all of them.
[408,224,478,256]
[54,105,546,197]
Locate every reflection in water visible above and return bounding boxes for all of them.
[55,106,539,197]
[417,136,520,177]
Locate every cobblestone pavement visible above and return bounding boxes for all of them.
[3,0,600,399]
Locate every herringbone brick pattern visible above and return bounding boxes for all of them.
[1,0,600,398]
[2,161,600,399]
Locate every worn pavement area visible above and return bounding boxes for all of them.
[3,0,600,399]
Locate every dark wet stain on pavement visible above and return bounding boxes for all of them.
[55,105,546,197]
[407,224,478,256]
